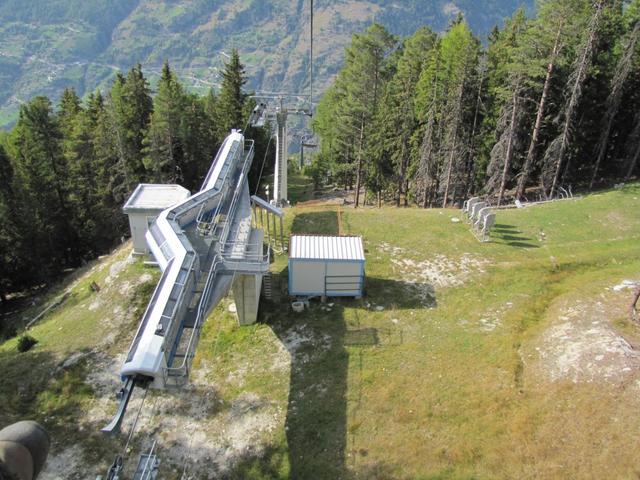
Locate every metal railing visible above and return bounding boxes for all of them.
[218,240,271,273]
[163,253,225,381]
[195,140,253,241]
[219,141,254,246]
[160,141,256,383]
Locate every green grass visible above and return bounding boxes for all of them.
[188,183,640,478]
[0,243,158,462]
[2,184,640,478]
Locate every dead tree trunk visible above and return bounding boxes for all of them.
[497,88,520,206]
[354,114,366,208]
[442,81,465,208]
[590,21,640,190]
[625,126,640,181]
[442,136,457,208]
[517,26,563,200]
[547,0,603,198]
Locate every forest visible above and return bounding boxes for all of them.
[310,0,640,208]
[0,51,271,304]
[2,0,640,304]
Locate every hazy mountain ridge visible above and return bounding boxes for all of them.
[0,0,533,127]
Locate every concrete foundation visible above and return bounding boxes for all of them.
[233,273,263,325]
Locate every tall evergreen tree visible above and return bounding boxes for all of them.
[515,0,589,199]
[435,21,480,207]
[108,64,153,192]
[377,27,437,207]
[11,96,74,276]
[214,49,249,138]
[484,9,528,205]
[543,0,606,197]
[590,11,640,187]
[144,61,187,184]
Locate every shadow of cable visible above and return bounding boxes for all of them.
[266,304,348,479]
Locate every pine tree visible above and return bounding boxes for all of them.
[379,27,437,207]
[436,21,480,207]
[11,96,75,275]
[415,39,444,207]
[144,61,187,184]
[108,64,153,192]
[214,49,248,138]
[515,0,588,199]
[181,94,217,189]
[484,9,528,206]
[0,145,23,300]
[590,15,640,187]
[543,0,606,197]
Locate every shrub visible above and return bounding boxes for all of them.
[17,334,38,352]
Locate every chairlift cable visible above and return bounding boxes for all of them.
[254,134,273,196]
[122,386,149,457]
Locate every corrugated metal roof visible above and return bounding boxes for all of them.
[290,235,365,261]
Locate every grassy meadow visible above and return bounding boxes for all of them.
[1,181,640,478]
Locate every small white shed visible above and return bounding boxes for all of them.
[123,184,190,255]
[288,235,365,298]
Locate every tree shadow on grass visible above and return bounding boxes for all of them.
[291,210,340,236]
[0,349,59,427]
[0,348,121,465]
[228,264,435,479]
[260,300,348,479]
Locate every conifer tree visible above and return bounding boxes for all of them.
[144,61,187,184]
[214,49,248,138]
[590,14,640,187]
[108,64,153,191]
[515,0,587,199]
[543,0,606,197]
[436,21,480,207]
[484,9,528,205]
[378,27,437,207]
[11,96,74,275]
[0,145,23,300]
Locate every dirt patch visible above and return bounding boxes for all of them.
[379,241,487,305]
[39,445,84,480]
[380,242,487,288]
[524,285,640,385]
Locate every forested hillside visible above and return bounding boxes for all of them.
[0,52,270,306]
[0,0,535,128]
[311,0,640,207]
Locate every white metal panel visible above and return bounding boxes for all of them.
[325,262,362,296]
[290,235,365,261]
[291,260,326,294]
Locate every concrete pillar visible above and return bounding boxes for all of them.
[232,273,262,325]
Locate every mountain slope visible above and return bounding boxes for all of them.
[0,0,534,127]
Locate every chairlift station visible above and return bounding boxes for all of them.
[118,128,366,407]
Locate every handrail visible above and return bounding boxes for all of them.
[219,141,254,246]
[164,253,225,379]
[162,140,257,382]
[194,140,248,239]
[170,139,241,224]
